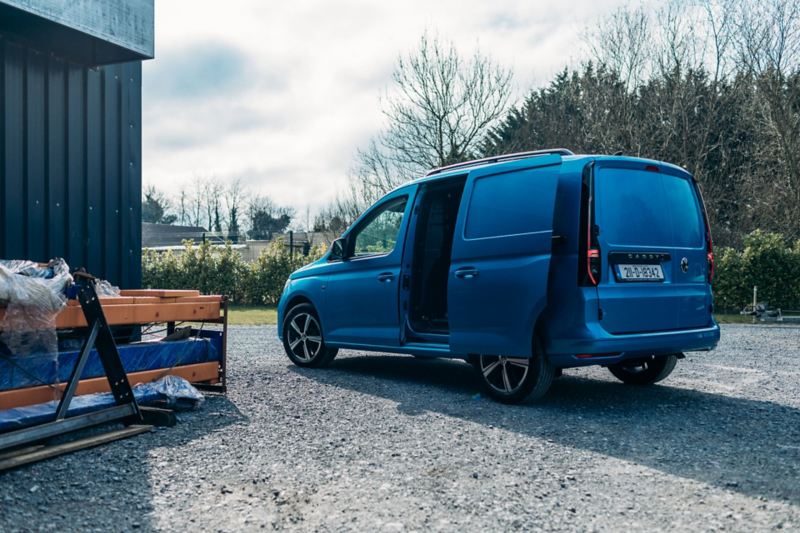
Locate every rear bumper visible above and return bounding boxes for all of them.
[546,322,720,368]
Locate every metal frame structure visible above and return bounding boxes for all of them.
[179,297,228,394]
[0,273,147,466]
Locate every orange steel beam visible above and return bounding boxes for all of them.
[0,362,220,410]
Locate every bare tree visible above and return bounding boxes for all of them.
[586,5,652,89]
[733,0,800,76]
[319,32,513,229]
[178,189,189,226]
[732,0,800,222]
[224,178,246,237]
[199,178,224,232]
[358,32,513,186]
[188,175,205,228]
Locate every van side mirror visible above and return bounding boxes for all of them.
[330,238,347,260]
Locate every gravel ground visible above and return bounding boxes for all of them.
[1,324,799,532]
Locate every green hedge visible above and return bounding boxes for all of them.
[714,230,800,312]
[142,240,324,305]
[144,231,800,312]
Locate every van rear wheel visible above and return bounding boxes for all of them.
[471,342,554,404]
[608,354,678,385]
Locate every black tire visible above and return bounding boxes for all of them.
[608,354,678,385]
[471,339,555,404]
[282,303,338,368]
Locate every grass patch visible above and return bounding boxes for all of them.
[714,313,754,324]
[228,305,278,325]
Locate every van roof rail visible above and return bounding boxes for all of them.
[424,148,574,177]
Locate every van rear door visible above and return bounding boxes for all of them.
[592,162,711,334]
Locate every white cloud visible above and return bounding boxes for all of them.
[142,0,628,214]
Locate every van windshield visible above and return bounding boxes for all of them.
[595,168,703,248]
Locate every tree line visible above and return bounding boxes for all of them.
[317,0,800,249]
[142,178,298,240]
[145,0,800,252]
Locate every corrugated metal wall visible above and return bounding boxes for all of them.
[0,33,142,288]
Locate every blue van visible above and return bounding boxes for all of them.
[278,149,720,402]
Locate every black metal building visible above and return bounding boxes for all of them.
[0,0,154,287]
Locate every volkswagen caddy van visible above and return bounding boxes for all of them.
[278,149,720,403]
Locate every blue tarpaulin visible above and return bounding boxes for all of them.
[0,375,205,432]
[0,331,222,432]
[0,331,222,391]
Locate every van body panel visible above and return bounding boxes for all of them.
[322,187,416,347]
[547,324,720,364]
[447,157,561,356]
[278,152,720,372]
[593,162,712,334]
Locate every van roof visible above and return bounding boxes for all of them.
[402,150,692,188]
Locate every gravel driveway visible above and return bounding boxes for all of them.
[1,324,799,532]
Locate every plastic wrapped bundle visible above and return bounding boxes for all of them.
[0,259,73,357]
[134,375,205,411]
[95,278,121,297]
[0,375,205,432]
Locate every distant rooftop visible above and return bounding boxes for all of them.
[142,222,211,248]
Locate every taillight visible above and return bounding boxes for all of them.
[706,235,714,282]
[579,163,601,286]
[587,248,600,286]
[694,181,714,283]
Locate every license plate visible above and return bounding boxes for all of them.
[616,264,664,281]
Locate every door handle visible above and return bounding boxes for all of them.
[454,268,479,280]
[377,272,395,283]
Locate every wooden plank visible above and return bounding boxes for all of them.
[2,294,223,329]
[120,289,200,298]
[65,295,221,306]
[162,295,223,304]
[55,301,221,328]
[66,296,163,306]
[0,362,220,410]
[0,425,152,472]
[0,444,44,461]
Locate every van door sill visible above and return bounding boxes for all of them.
[402,342,450,352]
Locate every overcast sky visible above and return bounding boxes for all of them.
[142,0,628,215]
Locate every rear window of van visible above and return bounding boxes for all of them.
[595,168,703,248]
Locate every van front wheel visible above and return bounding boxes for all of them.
[282,304,338,368]
[472,345,555,404]
[608,354,678,385]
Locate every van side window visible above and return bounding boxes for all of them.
[352,196,408,257]
[464,169,554,239]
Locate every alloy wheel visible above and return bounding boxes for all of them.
[479,355,530,394]
[286,312,323,362]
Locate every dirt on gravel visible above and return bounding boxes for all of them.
[1,324,799,532]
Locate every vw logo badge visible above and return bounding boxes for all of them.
[680,257,689,273]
